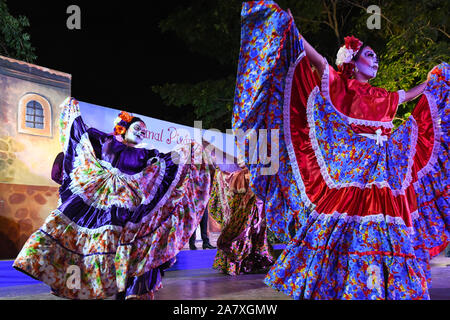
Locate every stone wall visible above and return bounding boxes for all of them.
[0,137,17,183]
[0,183,59,259]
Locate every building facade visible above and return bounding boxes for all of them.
[0,55,71,259]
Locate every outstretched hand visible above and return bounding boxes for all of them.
[427,66,437,82]
[427,70,432,82]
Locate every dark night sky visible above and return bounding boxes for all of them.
[7,1,222,123]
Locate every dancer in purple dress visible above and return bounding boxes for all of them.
[14,98,213,299]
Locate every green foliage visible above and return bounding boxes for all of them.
[154,0,449,128]
[153,0,243,129]
[0,0,36,62]
[152,75,236,131]
[267,228,284,245]
[367,0,450,123]
[158,0,242,67]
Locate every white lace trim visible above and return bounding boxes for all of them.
[310,210,415,235]
[282,51,314,207]
[416,91,442,181]
[410,210,420,221]
[44,209,123,234]
[306,84,419,196]
[321,62,394,129]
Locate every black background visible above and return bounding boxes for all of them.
[7,1,221,122]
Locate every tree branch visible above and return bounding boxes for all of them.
[431,26,450,39]
[294,16,329,26]
[343,0,395,26]
[331,0,340,42]
[0,41,10,56]
[322,0,340,45]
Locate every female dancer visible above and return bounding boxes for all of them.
[13,98,213,299]
[209,163,274,275]
[233,1,448,299]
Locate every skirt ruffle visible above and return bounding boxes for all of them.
[264,211,429,300]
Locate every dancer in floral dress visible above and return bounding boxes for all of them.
[209,164,275,275]
[13,98,213,299]
[233,1,449,299]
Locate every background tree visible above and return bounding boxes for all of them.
[153,0,449,130]
[0,0,36,62]
[153,0,242,131]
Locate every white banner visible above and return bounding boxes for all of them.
[78,100,238,159]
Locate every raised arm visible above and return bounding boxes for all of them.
[402,82,428,104]
[400,69,434,104]
[302,37,327,77]
[285,9,326,76]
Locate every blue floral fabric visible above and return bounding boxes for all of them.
[233,1,449,300]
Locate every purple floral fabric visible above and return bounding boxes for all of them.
[13,98,212,299]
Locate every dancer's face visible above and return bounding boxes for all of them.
[355,46,379,80]
[124,121,146,145]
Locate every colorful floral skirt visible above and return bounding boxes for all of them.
[13,98,213,299]
[209,170,274,275]
[233,1,449,299]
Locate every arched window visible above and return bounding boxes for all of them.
[25,100,45,129]
[18,93,52,137]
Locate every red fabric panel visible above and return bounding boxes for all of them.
[328,66,399,124]
[288,58,420,226]
[411,95,435,178]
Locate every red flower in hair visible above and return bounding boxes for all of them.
[114,125,127,135]
[344,36,363,52]
[118,111,133,123]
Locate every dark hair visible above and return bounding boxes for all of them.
[121,117,144,138]
[129,117,144,126]
[352,45,369,62]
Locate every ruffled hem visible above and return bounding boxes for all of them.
[264,210,430,300]
[114,144,212,292]
[416,91,443,181]
[304,83,419,196]
[13,229,118,299]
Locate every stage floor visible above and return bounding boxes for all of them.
[1,255,450,300]
[1,232,449,300]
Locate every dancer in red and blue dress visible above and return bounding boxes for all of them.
[233,1,449,299]
[13,98,213,299]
